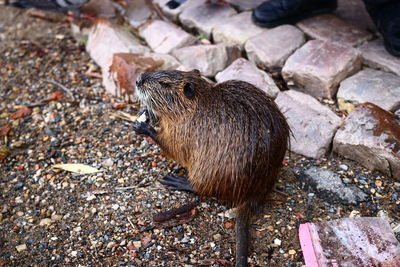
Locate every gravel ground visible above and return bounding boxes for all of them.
[1,6,399,267]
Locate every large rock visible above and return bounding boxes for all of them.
[86,19,150,70]
[337,69,400,111]
[215,58,279,98]
[125,0,153,27]
[139,20,197,54]
[333,103,400,179]
[299,218,400,267]
[299,167,368,204]
[143,52,185,71]
[282,40,361,99]
[225,0,265,11]
[275,90,342,158]
[245,25,306,71]
[172,44,241,77]
[179,3,237,39]
[297,14,373,47]
[358,39,400,76]
[102,52,183,102]
[102,53,164,102]
[212,12,266,47]
[156,0,206,21]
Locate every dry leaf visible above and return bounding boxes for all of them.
[0,146,9,160]
[9,106,32,120]
[224,221,235,229]
[112,103,127,109]
[0,124,11,137]
[49,91,64,101]
[141,234,152,248]
[52,163,102,174]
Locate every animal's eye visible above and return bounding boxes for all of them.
[184,82,195,99]
[159,81,169,88]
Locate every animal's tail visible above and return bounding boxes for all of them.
[235,208,250,267]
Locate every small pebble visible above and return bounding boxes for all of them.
[342,178,351,184]
[16,244,27,252]
[181,236,190,243]
[274,239,282,246]
[371,188,376,194]
[359,180,367,185]
[86,194,96,201]
[106,242,115,249]
[213,234,222,241]
[339,164,348,171]
[102,158,114,167]
[39,218,52,226]
[13,183,24,190]
[132,241,142,248]
[51,214,63,221]
[349,210,361,218]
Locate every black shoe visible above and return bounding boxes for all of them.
[166,0,187,9]
[364,2,400,57]
[252,0,337,28]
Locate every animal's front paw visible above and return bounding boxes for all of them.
[133,121,156,137]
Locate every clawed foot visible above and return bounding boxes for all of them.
[132,120,156,137]
[160,174,194,192]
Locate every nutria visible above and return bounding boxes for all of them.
[133,69,290,267]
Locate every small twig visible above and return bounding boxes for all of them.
[91,189,110,195]
[115,186,137,191]
[23,100,49,108]
[44,80,75,101]
[22,95,61,108]
[111,111,138,122]
[83,186,136,197]
[273,187,289,197]
[84,71,102,79]
[127,217,135,230]
[27,10,65,22]
[20,39,43,48]
[84,64,102,79]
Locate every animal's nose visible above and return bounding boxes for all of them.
[136,75,142,87]
[136,72,151,87]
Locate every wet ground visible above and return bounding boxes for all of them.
[1,4,399,267]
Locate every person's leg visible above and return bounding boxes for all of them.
[362,0,400,56]
[252,0,337,28]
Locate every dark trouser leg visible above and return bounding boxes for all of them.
[362,0,400,56]
[252,0,337,28]
[363,0,397,4]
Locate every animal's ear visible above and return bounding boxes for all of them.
[191,69,201,76]
[183,82,195,99]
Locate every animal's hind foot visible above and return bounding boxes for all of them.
[160,174,194,192]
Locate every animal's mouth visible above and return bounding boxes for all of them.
[135,74,146,103]
[135,74,158,125]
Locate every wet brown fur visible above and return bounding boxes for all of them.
[136,70,290,265]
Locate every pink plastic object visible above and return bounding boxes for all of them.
[299,217,400,267]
